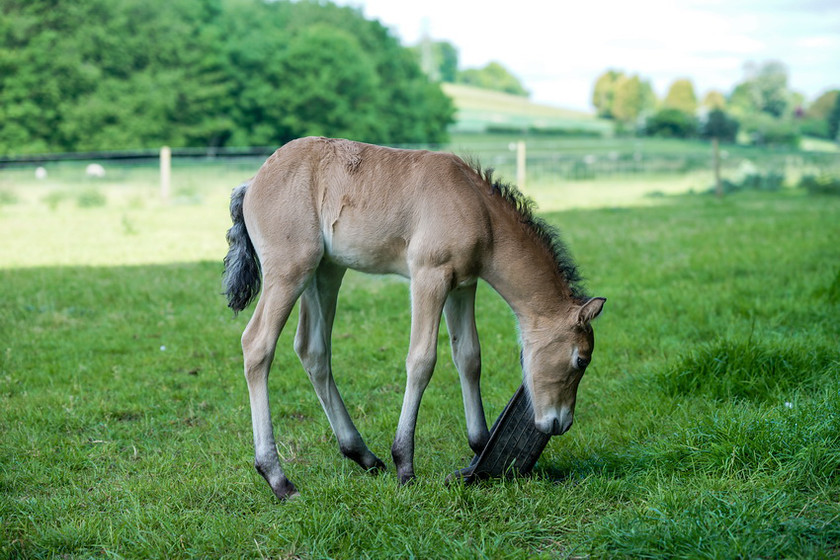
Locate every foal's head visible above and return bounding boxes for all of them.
[522,297,605,435]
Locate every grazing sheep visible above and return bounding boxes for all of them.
[85,163,106,178]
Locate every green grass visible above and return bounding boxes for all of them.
[1,165,840,558]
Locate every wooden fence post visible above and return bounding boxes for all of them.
[712,138,722,198]
[516,140,526,190]
[160,146,171,202]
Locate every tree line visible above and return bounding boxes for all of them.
[592,61,840,146]
[412,40,530,97]
[0,0,455,155]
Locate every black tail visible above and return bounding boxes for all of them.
[223,181,261,314]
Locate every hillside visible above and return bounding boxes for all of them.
[442,83,613,136]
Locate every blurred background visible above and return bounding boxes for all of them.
[1,0,839,266]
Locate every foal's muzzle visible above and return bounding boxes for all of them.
[535,409,573,436]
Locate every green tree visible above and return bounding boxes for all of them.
[275,25,384,141]
[436,42,459,83]
[612,74,655,125]
[60,0,233,150]
[592,69,622,118]
[800,90,839,138]
[728,82,758,118]
[1,0,234,152]
[727,61,801,146]
[702,90,727,111]
[591,69,654,124]
[808,90,840,120]
[829,94,840,141]
[458,61,529,96]
[663,79,698,115]
[413,39,458,83]
[749,60,790,117]
[218,0,454,145]
[281,0,454,142]
[729,60,792,118]
[0,0,454,153]
[701,109,739,143]
[0,1,106,152]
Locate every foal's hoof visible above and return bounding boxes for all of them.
[397,470,416,486]
[270,478,299,501]
[366,456,387,474]
[343,447,387,474]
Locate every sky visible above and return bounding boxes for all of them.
[334,0,840,112]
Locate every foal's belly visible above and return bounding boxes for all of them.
[324,231,411,277]
[323,219,484,287]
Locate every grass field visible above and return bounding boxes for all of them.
[2,160,840,558]
[442,84,612,136]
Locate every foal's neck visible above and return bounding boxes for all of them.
[482,215,574,327]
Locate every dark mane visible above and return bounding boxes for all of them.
[472,163,588,301]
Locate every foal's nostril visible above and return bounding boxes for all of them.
[552,417,561,435]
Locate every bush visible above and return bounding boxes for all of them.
[76,189,107,208]
[644,108,697,138]
[757,125,800,148]
[42,191,69,210]
[710,171,785,194]
[741,114,801,148]
[799,174,840,196]
[738,172,785,191]
[799,118,829,139]
[0,189,18,205]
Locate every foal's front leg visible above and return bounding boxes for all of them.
[392,267,450,484]
[444,284,489,454]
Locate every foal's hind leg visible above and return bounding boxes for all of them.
[242,269,315,501]
[444,284,489,454]
[294,262,386,473]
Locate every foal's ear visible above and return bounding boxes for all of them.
[577,297,606,325]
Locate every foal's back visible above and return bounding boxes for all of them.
[245,137,493,281]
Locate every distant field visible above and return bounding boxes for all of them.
[0,163,241,268]
[440,84,839,195]
[443,83,613,136]
[0,156,724,269]
[2,137,837,271]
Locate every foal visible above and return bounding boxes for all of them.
[224,137,605,499]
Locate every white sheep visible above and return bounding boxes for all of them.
[85,163,106,178]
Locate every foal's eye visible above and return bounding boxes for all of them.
[576,356,590,370]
